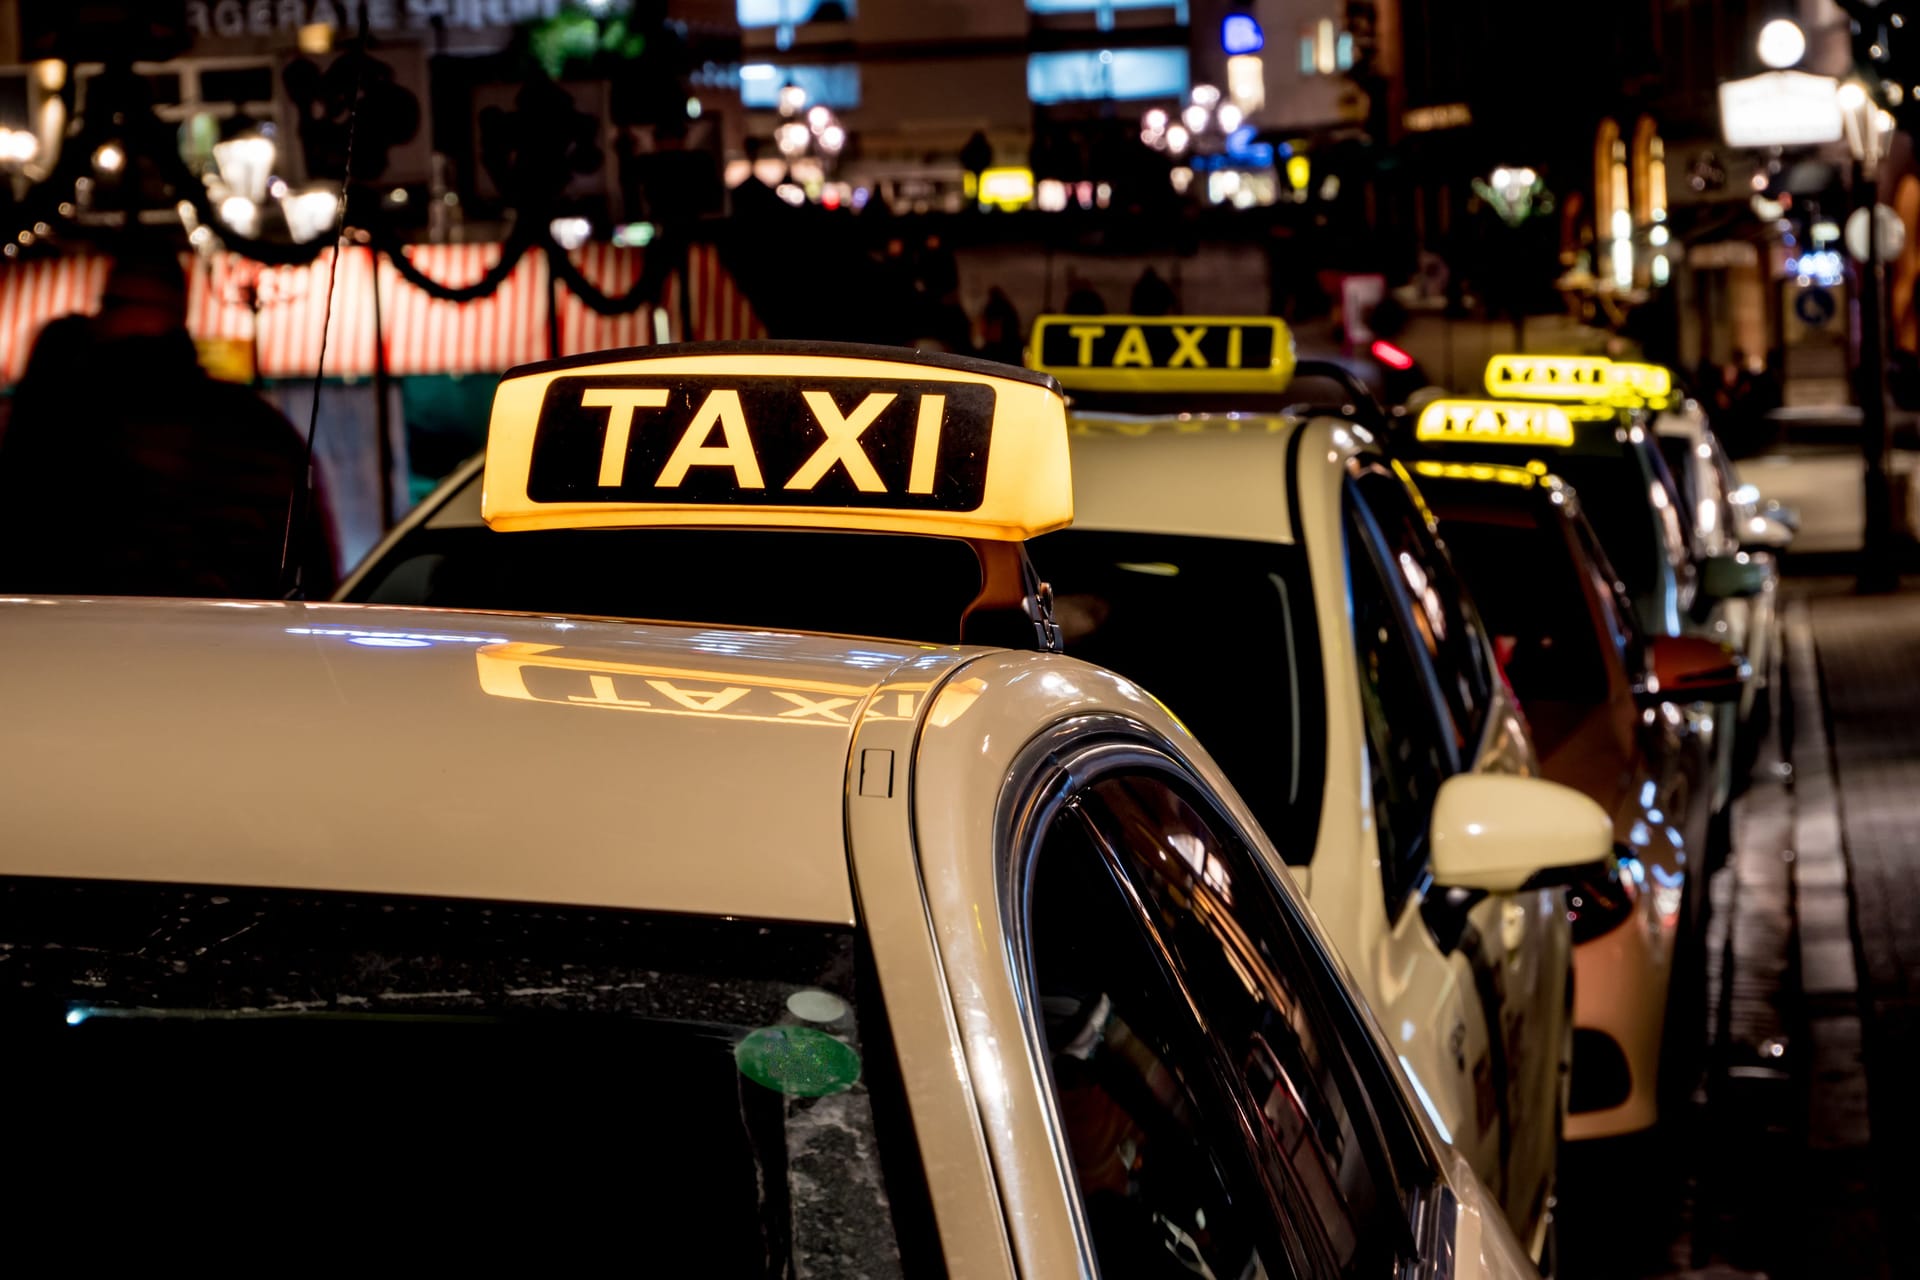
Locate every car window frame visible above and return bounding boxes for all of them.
[1342,483,1461,920]
[993,723,1442,1279]
[1349,463,1497,757]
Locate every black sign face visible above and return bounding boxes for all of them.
[1034,319,1278,371]
[525,375,997,511]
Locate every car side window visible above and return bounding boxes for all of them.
[1353,467,1493,755]
[1345,494,1454,920]
[1571,507,1649,681]
[1027,769,1428,1280]
[1028,803,1287,1280]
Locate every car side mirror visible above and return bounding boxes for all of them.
[1428,774,1614,894]
[1642,635,1750,706]
[1701,551,1768,600]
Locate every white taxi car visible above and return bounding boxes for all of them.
[1021,315,1612,1263]
[1472,356,1768,828]
[0,345,1552,1277]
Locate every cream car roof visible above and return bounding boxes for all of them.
[0,597,967,926]
[1065,412,1314,543]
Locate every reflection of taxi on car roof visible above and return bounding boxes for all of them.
[1404,457,1744,1139]
[1019,314,1617,1264]
[1404,358,1764,827]
[8,345,1541,1277]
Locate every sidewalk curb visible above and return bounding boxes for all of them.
[1796,597,1889,1277]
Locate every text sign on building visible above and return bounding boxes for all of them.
[184,0,564,43]
[1719,71,1842,148]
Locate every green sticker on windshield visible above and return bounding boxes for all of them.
[735,1025,862,1097]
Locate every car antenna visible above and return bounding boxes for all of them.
[278,31,366,599]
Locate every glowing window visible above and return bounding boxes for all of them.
[740,63,861,109]
[1027,47,1190,104]
[736,0,854,27]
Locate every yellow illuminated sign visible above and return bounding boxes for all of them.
[1027,314,1296,393]
[475,642,934,727]
[1414,399,1575,447]
[481,347,1073,541]
[1411,459,1547,488]
[1608,361,1673,406]
[1486,354,1675,410]
[978,166,1035,211]
[1484,354,1613,401]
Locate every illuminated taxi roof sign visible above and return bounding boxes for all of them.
[1027,314,1296,393]
[481,343,1072,541]
[1609,361,1673,404]
[1486,354,1675,409]
[1414,399,1575,448]
[1484,354,1613,402]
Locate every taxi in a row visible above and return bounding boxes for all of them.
[336,327,1656,1270]
[2,344,1554,1276]
[1020,316,1605,1264]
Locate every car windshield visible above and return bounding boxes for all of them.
[1027,529,1326,861]
[1404,425,1686,634]
[0,877,937,1274]
[1422,485,1610,755]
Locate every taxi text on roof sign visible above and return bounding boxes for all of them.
[1484,354,1614,402]
[1609,361,1673,403]
[1026,314,1297,393]
[1415,399,1575,448]
[1485,354,1675,409]
[479,343,1073,541]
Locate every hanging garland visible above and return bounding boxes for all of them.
[1,55,694,319]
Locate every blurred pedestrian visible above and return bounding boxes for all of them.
[0,243,336,598]
[976,287,1024,366]
[1128,266,1177,316]
[1063,276,1107,315]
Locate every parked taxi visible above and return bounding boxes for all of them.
[1408,359,1768,828]
[2,344,1562,1277]
[1020,315,1611,1264]
[1406,458,1745,1137]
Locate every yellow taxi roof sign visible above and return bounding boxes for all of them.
[1486,353,1676,409]
[1027,314,1296,393]
[1484,354,1613,401]
[1415,398,1575,448]
[1609,361,1673,404]
[481,343,1073,541]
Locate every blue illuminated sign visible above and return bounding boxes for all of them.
[1221,13,1264,55]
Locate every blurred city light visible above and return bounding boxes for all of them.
[213,133,276,205]
[1757,18,1806,70]
[219,195,260,239]
[1221,14,1264,55]
[0,128,38,165]
[280,188,340,244]
[549,216,592,250]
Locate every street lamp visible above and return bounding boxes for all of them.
[1757,18,1807,70]
[770,83,846,199]
[1142,84,1264,204]
[1142,84,1242,159]
[1472,165,1554,349]
[1839,78,1900,591]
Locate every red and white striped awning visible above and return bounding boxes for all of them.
[0,242,763,386]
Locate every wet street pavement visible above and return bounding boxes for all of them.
[1558,574,1920,1279]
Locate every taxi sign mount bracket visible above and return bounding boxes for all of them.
[960,540,1062,653]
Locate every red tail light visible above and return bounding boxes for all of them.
[1370,339,1416,371]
